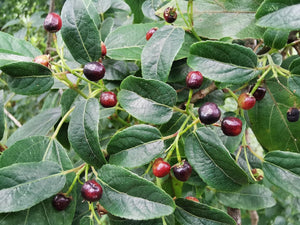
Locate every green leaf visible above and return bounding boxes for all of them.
[68,98,106,168]
[61,0,101,64]
[0,31,41,57]
[0,90,4,140]
[248,78,300,152]
[185,127,248,191]
[6,107,61,146]
[263,28,289,49]
[100,17,114,41]
[174,198,236,225]
[118,76,177,124]
[187,41,260,85]
[107,125,164,168]
[105,23,163,60]
[0,161,66,213]
[109,215,173,225]
[288,57,300,97]
[98,164,175,220]
[94,0,111,14]
[217,184,276,210]
[0,62,51,77]
[103,59,139,81]
[257,3,300,30]
[263,151,300,197]
[141,25,185,81]
[142,0,161,21]
[124,0,145,23]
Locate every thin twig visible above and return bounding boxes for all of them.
[250,210,259,225]
[4,108,22,128]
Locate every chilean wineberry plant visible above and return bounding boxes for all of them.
[1,0,300,224]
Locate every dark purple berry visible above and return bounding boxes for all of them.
[287,107,299,122]
[249,85,266,101]
[52,194,71,211]
[163,7,177,23]
[81,180,103,202]
[173,160,192,182]
[83,62,105,81]
[221,117,243,136]
[186,71,203,89]
[44,12,62,33]
[100,91,117,107]
[198,102,221,125]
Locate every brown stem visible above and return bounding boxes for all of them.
[227,207,241,225]
[45,0,56,54]
[190,82,217,103]
[250,210,259,225]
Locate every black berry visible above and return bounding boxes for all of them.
[163,7,177,23]
[198,102,221,125]
[83,62,105,81]
[186,71,203,89]
[44,12,62,33]
[249,85,266,101]
[173,160,192,182]
[100,91,117,107]
[52,194,71,211]
[221,117,243,136]
[287,107,299,122]
[81,180,103,202]
[152,158,171,178]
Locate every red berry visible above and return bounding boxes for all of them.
[287,107,299,122]
[83,62,105,81]
[100,92,117,108]
[146,27,158,41]
[173,160,192,182]
[163,7,177,23]
[101,42,107,57]
[33,55,50,67]
[44,12,62,33]
[185,196,199,203]
[186,71,203,89]
[152,158,171,178]
[81,180,103,202]
[198,102,221,125]
[52,194,71,211]
[238,93,256,110]
[221,117,243,136]
[249,85,266,101]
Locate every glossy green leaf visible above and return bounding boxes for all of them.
[0,31,41,57]
[103,59,139,81]
[257,3,300,30]
[217,184,276,210]
[100,17,114,41]
[0,62,51,77]
[263,151,300,197]
[6,107,61,146]
[263,28,289,49]
[174,198,236,225]
[0,161,66,213]
[109,215,174,225]
[141,26,185,81]
[118,76,177,124]
[107,125,164,168]
[105,23,163,60]
[185,127,248,191]
[0,90,4,140]
[187,41,260,85]
[248,78,300,152]
[68,98,106,167]
[98,164,175,220]
[288,57,300,97]
[61,0,101,64]
[124,0,145,23]
[142,0,161,21]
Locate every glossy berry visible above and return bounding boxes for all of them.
[249,85,266,101]
[163,7,177,23]
[81,180,103,202]
[34,55,50,67]
[83,62,105,81]
[221,117,243,136]
[287,107,299,122]
[152,158,171,178]
[186,71,203,89]
[146,27,158,41]
[52,194,71,211]
[44,12,62,33]
[238,93,256,110]
[198,102,221,125]
[185,196,199,203]
[100,91,117,108]
[101,42,107,57]
[173,160,192,182]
